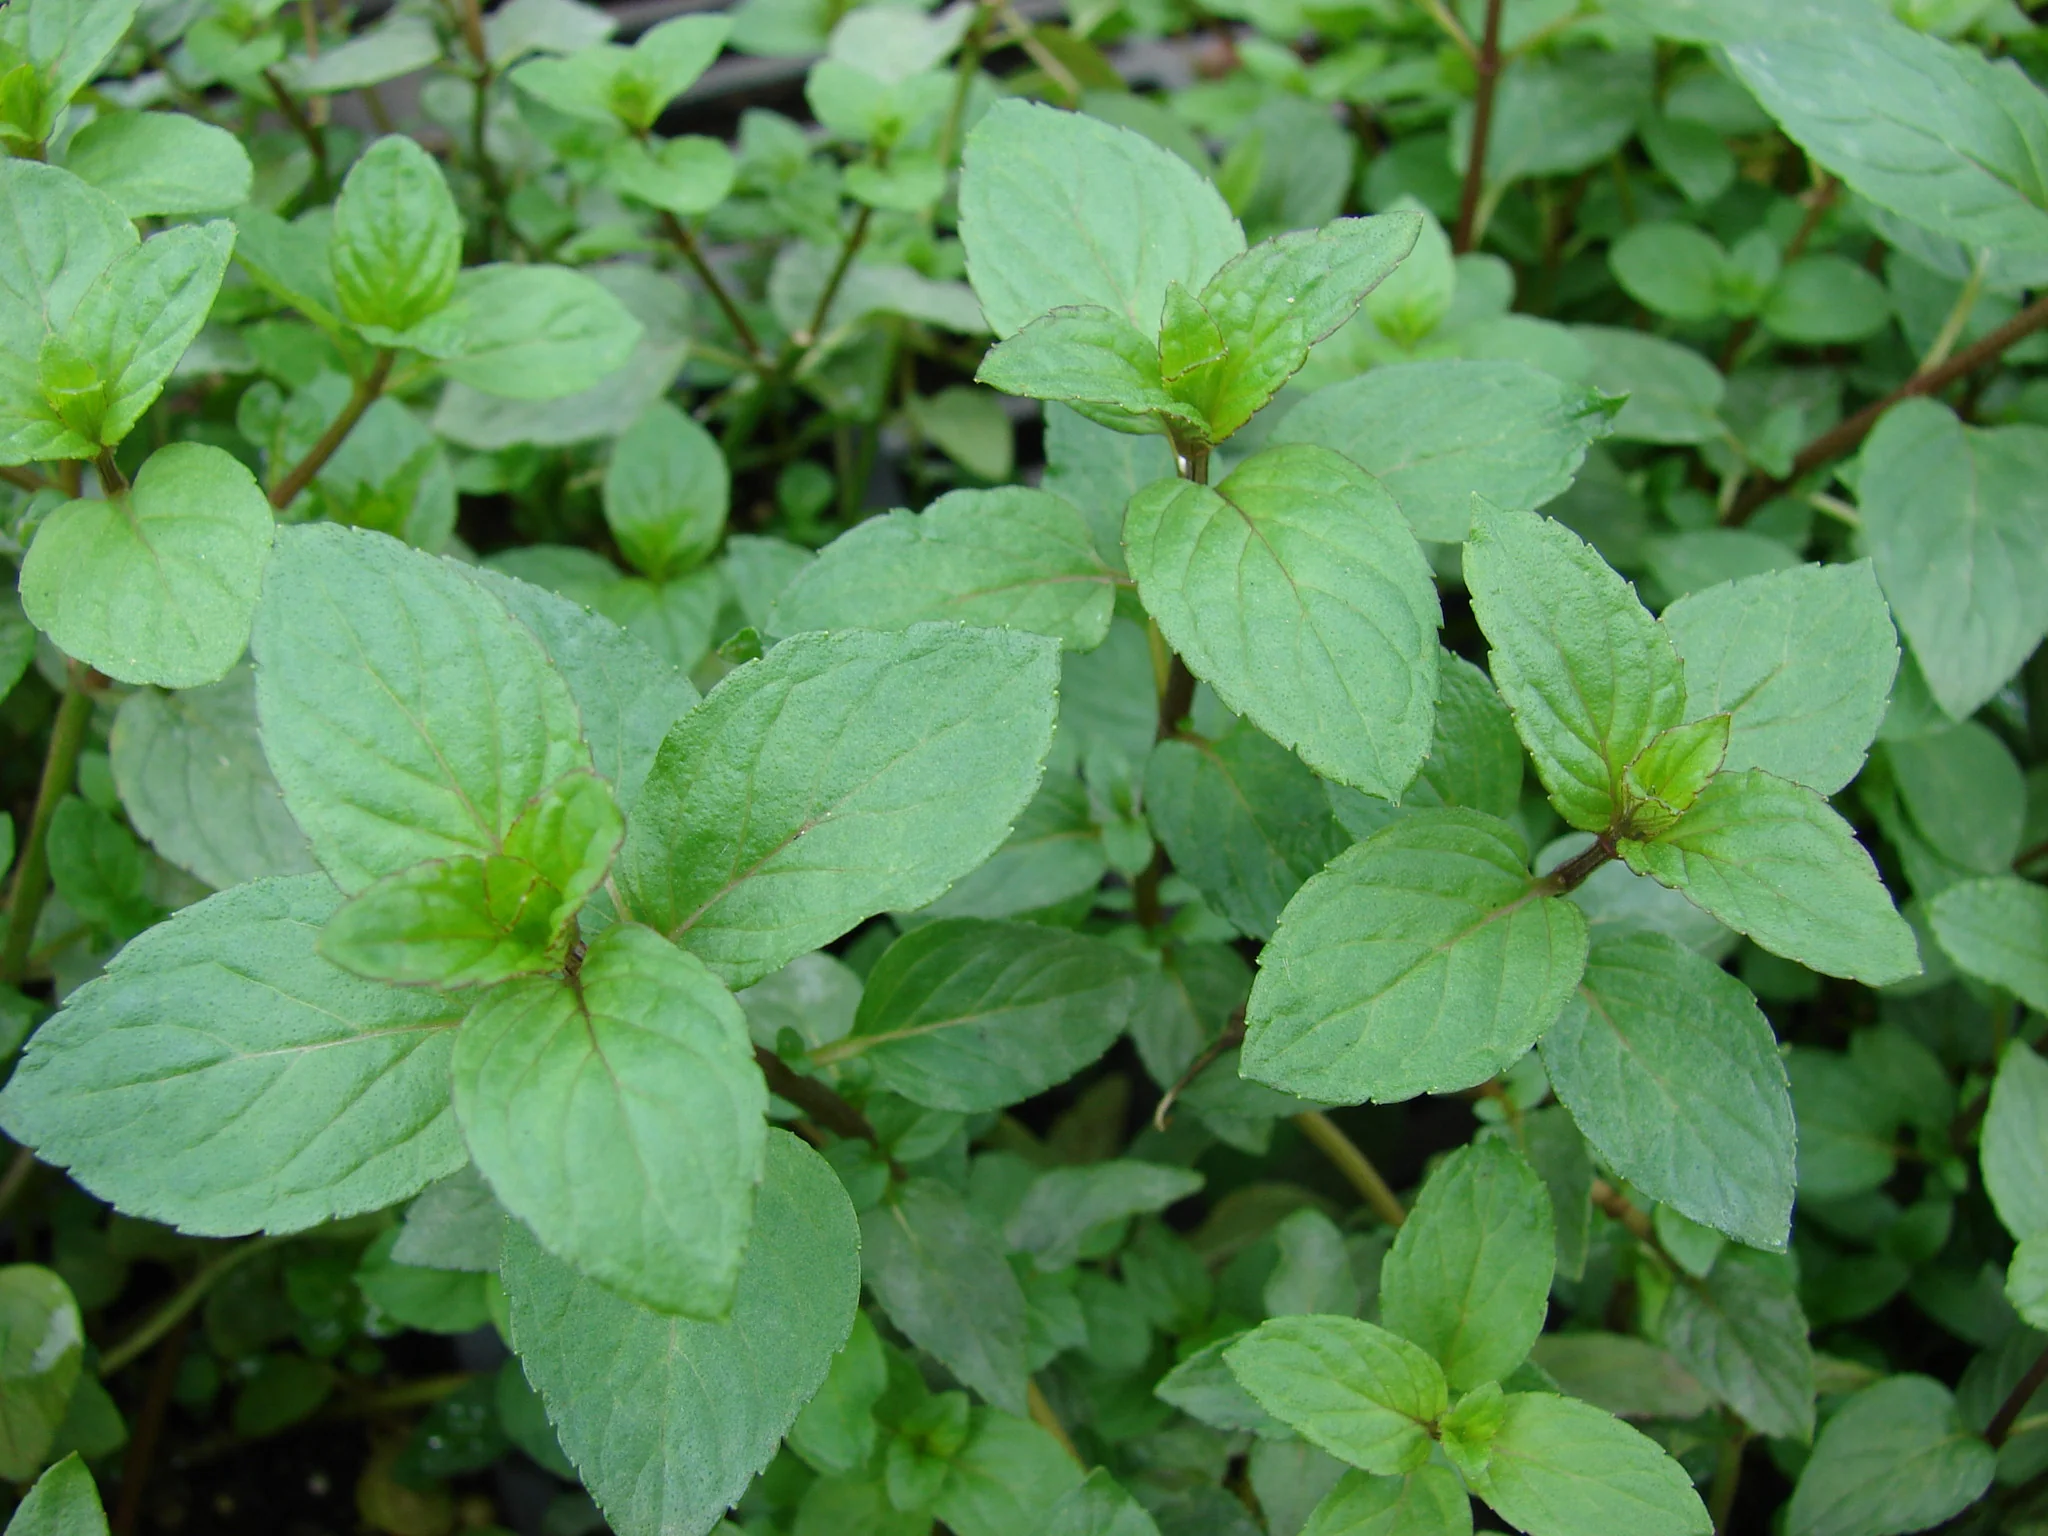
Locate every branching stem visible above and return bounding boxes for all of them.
[660,211,767,365]
[1294,1110,1407,1229]
[269,349,395,510]
[1452,0,1506,253]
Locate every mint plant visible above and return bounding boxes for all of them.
[0,1,2046,1534]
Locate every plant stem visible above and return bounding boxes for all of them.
[263,68,329,197]
[0,465,44,493]
[1591,1177,1663,1247]
[1420,0,1479,59]
[109,1313,192,1536]
[0,1145,36,1222]
[268,349,394,510]
[1,672,97,985]
[1988,1344,2048,1448]
[1720,171,1835,370]
[659,211,767,365]
[937,0,1001,169]
[1709,1422,1749,1535]
[1538,833,1615,896]
[1293,1110,1406,1228]
[800,205,875,349]
[753,1045,881,1146]
[1452,0,1506,254]
[96,448,128,496]
[1153,1013,1246,1131]
[1918,257,1986,376]
[1726,290,2048,524]
[1028,1378,1084,1466]
[99,1235,287,1378]
[296,0,329,128]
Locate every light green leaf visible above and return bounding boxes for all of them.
[1146,721,1349,940]
[975,305,1203,436]
[1609,223,1727,323]
[0,875,465,1235]
[1271,361,1617,543]
[1041,403,1177,570]
[1656,1253,1815,1442]
[110,667,316,889]
[1857,399,2048,720]
[502,1129,859,1536]
[0,1268,82,1482]
[603,399,727,580]
[605,134,738,219]
[861,1177,1030,1414]
[1660,561,1898,795]
[618,623,1058,989]
[1981,1041,2048,1241]
[1266,1208,1362,1320]
[392,1166,502,1272]
[455,923,764,1318]
[1573,327,1724,445]
[1463,1392,1710,1536]
[1302,1467,1473,1536]
[1622,715,1729,837]
[1381,1139,1554,1391]
[1527,1334,1713,1422]
[934,1408,1086,1536]
[1725,13,2048,260]
[437,264,642,400]
[1930,877,2048,1012]
[1888,721,2026,874]
[1155,1332,1287,1435]
[1159,280,1227,383]
[353,1228,490,1334]
[772,487,1117,652]
[1224,1315,1448,1475]
[787,1310,885,1476]
[1540,933,1795,1250]
[330,136,461,334]
[828,919,1145,1112]
[4,1454,107,1536]
[1006,1161,1205,1271]
[1125,444,1440,798]
[252,523,590,894]
[913,771,1107,921]
[63,111,251,217]
[1465,499,1684,834]
[1047,1469,1163,1536]
[1620,771,1920,985]
[2006,1234,2048,1330]
[1408,653,1524,820]
[1244,809,1588,1104]
[1784,1376,1994,1536]
[228,207,343,335]
[1787,1047,1900,1202]
[960,99,1245,338]
[1761,256,1892,344]
[905,385,1015,482]
[0,0,138,141]
[22,441,271,689]
[1172,214,1419,441]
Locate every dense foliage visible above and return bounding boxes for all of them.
[0,0,2045,1533]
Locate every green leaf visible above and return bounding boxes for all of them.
[906,385,1015,482]
[0,1268,82,1481]
[47,797,153,938]
[1462,1392,1710,1536]
[975,305,1204,436]
[1302,1467,1472,1536]
[113,667,317,890]
[1155,1332,1287,1435]
[1172,214,1419,441]
[1270,361,1618,543]
[1620,771,1920,986]
[1786,1048,1900,1202]
[1408,653,1524,820]
[1041,404,1176,570]
[960,99,1245,338]
[455,923,763,1318]
[1761,256,1892,344]
[1981,1041,2048,1241]
[861,1177,1030,1414]
[787,1309,885,1476]
[1244,809,1588,1104]
[1622,715,1729,837]
[1660,561,1898,795]
[605,134,737,218]
[252,523,590,894]
[0,0,137,142]
[1857,400,2048,720]
[4,1455,107,1536]
[1784,1376,1995,1536]
[1929,877,2048,1013]
[1572,326,1725,446]
[287,12,441,91]
[1464,499,1684,834]
[1145,721,1349,940]
[618,624,1058,989]
[62,111,251,217]
[392,1166,502,1272]
[1006,1161,1206,1271]
[502,1128,859,1536]
[330,136,461,334]
[771,487,1118,652]
[1381,1139,1554,1391]
[1540,933,1795,1250]
[1609,223,1727,323]
[437,265,643,401]
[1725,13,2048,260]
[1159,281,1227,383]
[1125,444,1440,797]
[1266,1208,1363,1319]
[23,442,270,689]
[1526,1334,1712,1422]
[1656,1252,1815,1442]
[934,1408,1086,1536]
[0,876,465,1235]
[602,399,727,580]
[1888,721,2026,873]
[1047,1469,1163,1536]
[827,919,1146,1112]
[2007,1233,2048,1330]
[1224,1315,1448,1475]
[229,207,343,335]
[354,1229,491,1334]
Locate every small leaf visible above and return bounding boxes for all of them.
[1158,281,1227,383]
[1622,714,1729,837]
[5,1454,108,1536]
[0,1268,83,1481]
[1302,1467,1472,1536]
[1125,444,1441,798]
[976,305,1204,437]
[1981,1040,2048,1242]
[63,111,252,217]
[602,399,727,580]
[330,136,461,334]
[1244,810,1588,1104]
[1047,1469,1163,1536]
[1463,1392,1710,1536]
[22,441,272,688]
[1930,877,2048,1013]
[1620,770,1919,986]
[1784,1376,1994,1536]
[1382,1140,1554,1391]
[1006,1161,1205,1271]
[436,265,643,401]
[1224,1315,1448,1476]
[454,923,766,1319]
[1656,1253,1815,1442]
[1465,500,1685,833]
